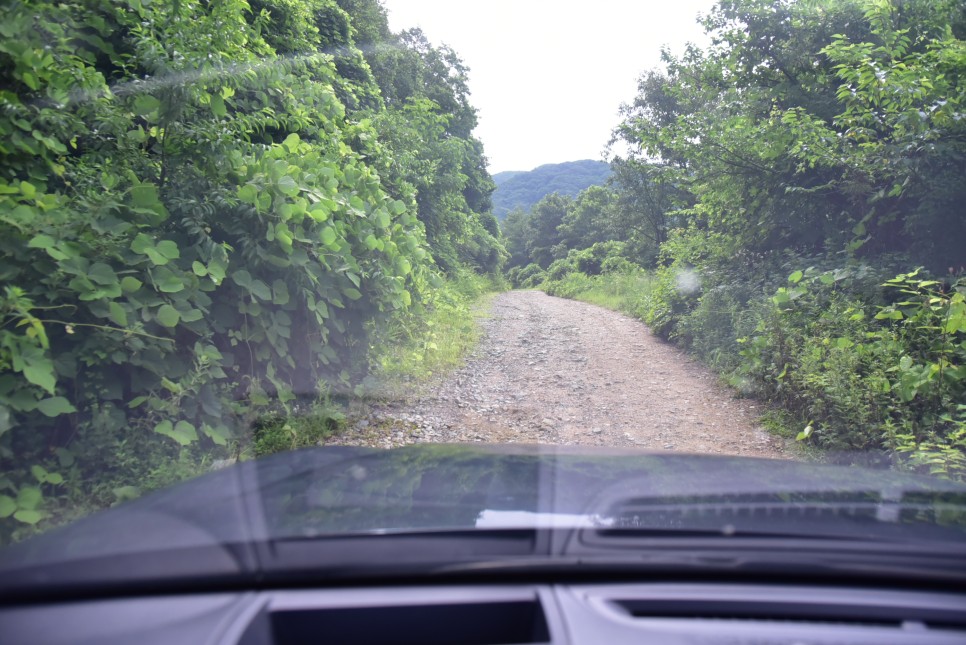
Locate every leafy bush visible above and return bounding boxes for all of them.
[600,256,638,275]
[570,241,626,275]
[507,263,546,289]
[544,257,577,282]
[544,251,966,478]
[368,269,503,387]
[543,272,598,299]
[734,268,966,469]
[0,0,494,540]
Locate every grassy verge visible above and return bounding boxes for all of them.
[369,270,502,392]
[557,271,655,317]
[250,269,505,457]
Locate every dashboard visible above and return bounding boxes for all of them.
[3,582,965,644]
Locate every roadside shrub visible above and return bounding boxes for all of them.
[368,270,501,388]
[0,0,430,539]
[601,256,638,275]
[737,268,966,467]
[545,257,577,282]
[677,286,755,371]
[543,272,597,299]
[509,263,546,288]
[572,241,626,275]
[252,398,346,457]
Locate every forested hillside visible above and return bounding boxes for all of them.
[0,0,503,539]
[491,160,611,219]
[507,0,966,477]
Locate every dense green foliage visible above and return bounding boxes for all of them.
[521,0,966,477]
[491,160,611,220]
[0,0,503,540]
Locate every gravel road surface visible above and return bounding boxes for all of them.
[326,290,788,458]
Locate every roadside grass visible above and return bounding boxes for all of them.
[566,271,655,317]
[251,270,505,456]
[251,397,347,458]
[369,270,502,393]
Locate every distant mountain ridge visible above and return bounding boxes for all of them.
[491,160,611,219]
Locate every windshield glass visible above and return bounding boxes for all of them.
[1,0,964,582]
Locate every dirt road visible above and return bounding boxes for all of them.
[327,290,788,458]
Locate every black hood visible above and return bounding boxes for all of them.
[1,444,964,598]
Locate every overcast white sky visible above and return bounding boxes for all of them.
[380,1,717,173]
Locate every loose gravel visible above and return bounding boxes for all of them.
[325,290,789,458]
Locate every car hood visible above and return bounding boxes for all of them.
[1,444,964,596]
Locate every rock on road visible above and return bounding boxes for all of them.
[328,290,788,458]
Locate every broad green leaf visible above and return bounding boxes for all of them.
[320,227,336,245]
[155,420,198,445]
[108,301,128,326]
[155,240,180,260]
[131,233,154,254]
[874,309,903,320]
[155,274,184,293]
[282,133,300,152]
[231,269,252,288]
[202,423,230,446]
[307,203,329,222]
[27,234,56,250]
[36,397,76,417]
[156,304,180,327]
[13,509,42,524]
[238,184,258,205]
[249,280,271,301]
[133,95,161,117]
[22,358,56,394]
[120,276,143,292]
[207,259,226,284]
[54,448,74,468]
[180,308,203,323]
[45,472,64,485]
[130,184,161,208]
[173,420,198,443]
[277,175,299,196]
[209,93,226,118]
[0,495,15,518]
[87,262,117,285]
[145,248,169,266]
[127,395,149,409]
[272,280,290,305]
[788,270,803,283]
[192,261,208,276]
[343,287,362,300]
[16,486,42,510]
